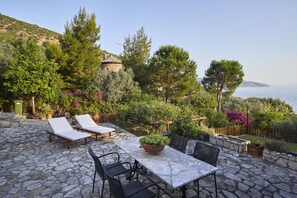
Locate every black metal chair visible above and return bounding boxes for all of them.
[104,164,159,198]
[193,142,220,198]
[88,147,132,197]
[169,134,188,153]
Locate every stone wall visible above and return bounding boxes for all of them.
[209,135,250,153]
[263,149,297,171]
[0,113,24,128]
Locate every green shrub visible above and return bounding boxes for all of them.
[252,110,285,131]
[115,100,181,134]
[205,111,231,128]
[171,105,199,139]
[139,134,170,145]
[196,126,215,142]
[265,140,289,153]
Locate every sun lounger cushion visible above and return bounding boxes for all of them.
[82,125,115,134]
[75,114,115,134]
[48,117,91,140]
[54,130,90,141]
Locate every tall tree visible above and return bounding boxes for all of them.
[202,60,244,112]
[59,7,101,89]
[93,68,141,103]
[148,45,199,102]
[0,37,15,101]
[4,38,60,114]
[121,27,152,90]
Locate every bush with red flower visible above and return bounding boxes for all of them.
[66,88,105,116]
[224,109,252,125]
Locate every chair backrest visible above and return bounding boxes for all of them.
[75,114,97,128]
[88,147,105,180]
[104,167,126,198]
[193,142,220,166]
[48,117,73,134]
[169,134,188,153]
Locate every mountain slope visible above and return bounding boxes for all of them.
[0,13,60,44]
[0,13,119,58]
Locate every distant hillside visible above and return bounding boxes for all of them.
[239,80,269,87]
[0,13,60,44]
[197,77,269,87]
[0,13,119,58]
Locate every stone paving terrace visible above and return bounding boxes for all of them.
[0,120,297,198]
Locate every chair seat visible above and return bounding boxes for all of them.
[123,181,156,198]
[104,162,129,177]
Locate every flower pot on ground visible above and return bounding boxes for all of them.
[247,143,264,157]
[92,112,100,123]
[139,134,170,155]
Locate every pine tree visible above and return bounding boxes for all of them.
[59,7,101,89]
[121,27,151,90]
[148,45,199,102]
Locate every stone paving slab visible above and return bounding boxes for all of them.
[0,120,296,198]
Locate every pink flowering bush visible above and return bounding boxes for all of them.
[66,89,104,116]
[224,109,252,125]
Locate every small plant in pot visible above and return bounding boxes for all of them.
[247,141,264,157]
[139,134,170,155]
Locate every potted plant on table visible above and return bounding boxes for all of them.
[247,141,264,157]
[139,134,170,155]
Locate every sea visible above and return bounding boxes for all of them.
[233,86,297,113]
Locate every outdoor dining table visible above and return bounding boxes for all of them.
[114,137,218,198]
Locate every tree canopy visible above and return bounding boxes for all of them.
[121,27,152,90]
[148,45,199,102]
[202,60,244,112]
[58,7,101,89]
[3,38,60,114]
[93,68,141,103]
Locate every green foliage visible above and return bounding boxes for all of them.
[93,68,141,103]
[3,37,60,113]
[0,37,15,101]
[126,93,161,103]
[148,45,199,102]
[116,100,181,134]
[121,27,152,90]
[58,7,101,89]
[139,134,170,145]
[204,110,231,128]
[265,140,289,153]
[252,110,285,131]
[196,126,215,141]
[202,60,244,112]
[191,89,217,109]
[171,105,199,138]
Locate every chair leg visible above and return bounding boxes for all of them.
[92,172,96,193]
[196,180,199,198]
[101,180,105,198]
[214,173,217,198]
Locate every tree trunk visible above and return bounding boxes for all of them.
[32,96,36,115]
[217,93,222,112]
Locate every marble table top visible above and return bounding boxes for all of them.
[115,137,218,188]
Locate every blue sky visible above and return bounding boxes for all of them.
[1,0,297,85]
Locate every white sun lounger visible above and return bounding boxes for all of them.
[47,117,91,149]
[74,114,115,140]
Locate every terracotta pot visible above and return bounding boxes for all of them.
[141,143,165,155]
[93,112,100,123]
[247,144,264,157]
[47,113,52,119]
